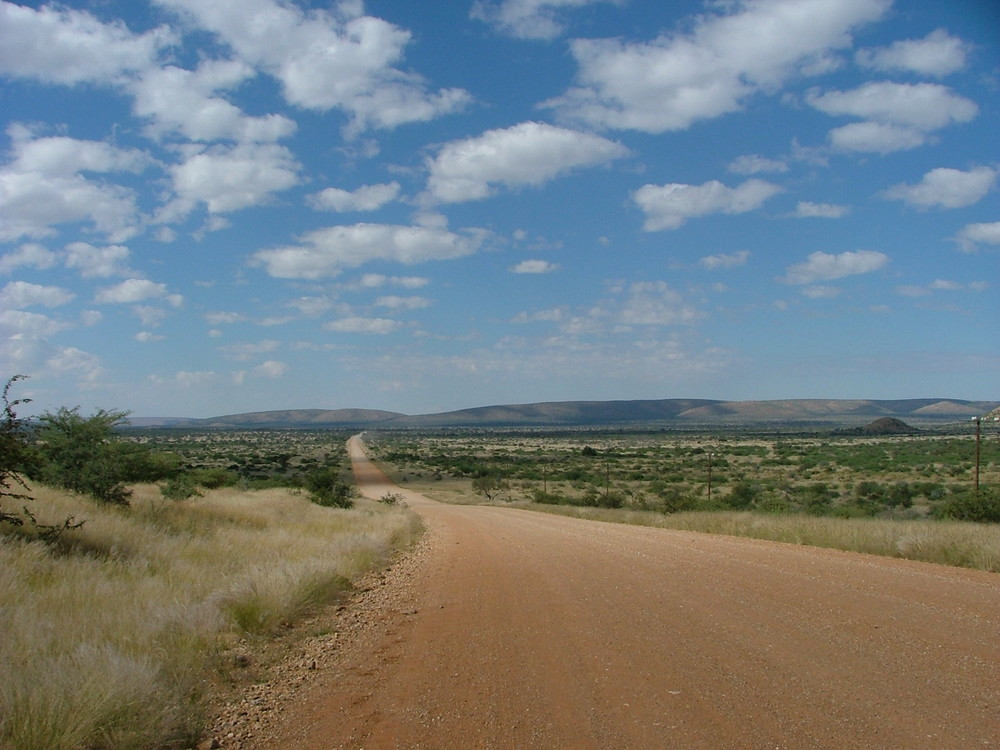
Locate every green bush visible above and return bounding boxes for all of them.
[305,466,353,508]
[937,487,1000,523]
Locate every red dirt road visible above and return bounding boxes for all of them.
[259,436,1000,749]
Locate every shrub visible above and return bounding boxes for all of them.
[32,407,134,506]
[937,487,1000,523]
[305,466,353,508]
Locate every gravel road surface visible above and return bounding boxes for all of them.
[220,435,999,749]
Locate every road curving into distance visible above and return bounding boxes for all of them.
[262,435,1000,749]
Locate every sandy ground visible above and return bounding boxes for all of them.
[211,435,1000,750]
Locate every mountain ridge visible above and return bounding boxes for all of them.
[128,397,999,429]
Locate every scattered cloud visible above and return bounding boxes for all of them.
[308,182,402,212]
[0,243,58,274]
[374,295,432,310]
[856,29,969,77]
[218,339,281,361]
[0,2,174,85]
[94,278,182,305]
[470,0,623,40]
[882,166,996,209]
[154,0,470,134]
[543,0,890,132]
[728,154,789,175]
[0,281,75,308]
[792,201,850,218]
[954,221,1000,252]
[808,82,978,153]
[254,223,486,279]
[614,281,703,326]
[780,249,889,284]
[64,242,136,278]
[0,127,149,242]
[252,360,288,378]
[700,250,750,270]
[511,259,559,274]
[632,179,782,231]
[324,316,402,334]
[424,121,628,204]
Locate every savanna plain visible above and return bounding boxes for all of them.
[2,405,999,748]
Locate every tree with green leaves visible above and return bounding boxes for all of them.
[1,375,33,526]
[32,405,135,506]
[305,466,354,508]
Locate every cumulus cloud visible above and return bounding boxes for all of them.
[632,179,782,231]
[856,29,969,77]
[470,0,623,40]
[0,2,173,85]
[162,142,300,218]
[94,278,182,305]
[324,316,402,334]
[954,221,1000,252]
[0,127,148,242]
[780,249,888,284]
[511,259,560,274]
[0,281,75,309]
[700,250,750,270]
[882,166,996,209]
[218,340,281,361]
[543,0,890,132]
[308,182,401,212]
[0,243,58,274]
[254,223,485,279]
[615,281,703,326]
[155,0,470,134]
[424,121,628,204]
[807,82,977,153]
[64,242,135,278]
[252,360,289,378]
[792,201,850,218]
[374,295,432,310]
[728,154,788,175]
[130,60,296,143]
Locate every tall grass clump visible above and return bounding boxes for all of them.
[512,502,1000,573]
[0,484,421,750]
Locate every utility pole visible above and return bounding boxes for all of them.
[974,416,981,497]
[707,451,714,503]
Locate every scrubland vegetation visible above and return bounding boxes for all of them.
[0,378,420,750]
[366,427,1000,571]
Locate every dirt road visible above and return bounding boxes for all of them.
[250,435,999,749]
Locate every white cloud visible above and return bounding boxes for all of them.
[808,81,977,153]
[324,316,402,334]
[425,121,628,204]
[94,278,179,305]
[45,346,104,382]
[64,242,135,278]
[856,29,969,77]
[511,259,559,274]
[614,281,702,326]
[801,285,840,299]
[254,223,486,279]
[155,0,469,134]
[0,243,58,274]
[374,295,432,310]
[130,60,296,143]
[700,250,750,270]
[308,182,401,212]
[470,0,623,40]
[807,82,977,131]
[632,179,782,231]
[780,249,889,284]
[135,331,165,343]
[0,281,75,309]
[955,221,1000,252]
[543,0,890,132]
[826,122,926,154]
[0,127,148,242]
[355,274,430,289]
[164,143,300,217]
[218,339,281,361]
[0,2,173,85]
[728,154,788,175]
[792,201,850,218]
[252,360,288,378]
[883,167,996,209]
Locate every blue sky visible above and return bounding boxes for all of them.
[1,0,998,418]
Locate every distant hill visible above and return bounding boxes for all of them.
[129,397,999,430]
[836,417,919,435]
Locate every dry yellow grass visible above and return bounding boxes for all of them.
[0,484,421,750]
